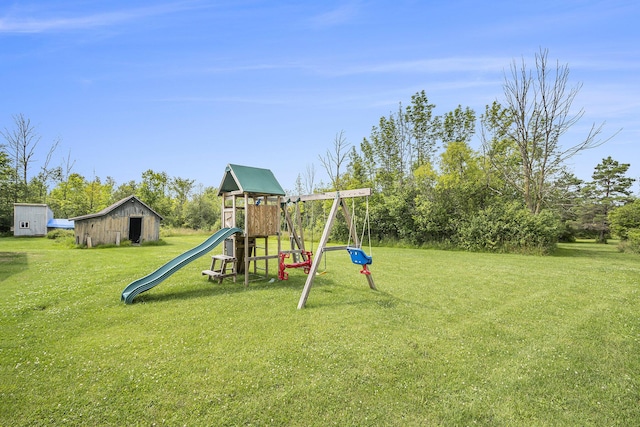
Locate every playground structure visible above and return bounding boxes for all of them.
[121,164,375,308]
[283,188,376,309]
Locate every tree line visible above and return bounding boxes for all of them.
[2,49,638,253]
[314,50,638,253]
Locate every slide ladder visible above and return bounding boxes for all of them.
[121,227,242,304]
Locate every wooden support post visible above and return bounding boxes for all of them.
[364,267,376,290]
[244,193,249,287]
[277,196,282,265]
[297,195,342,309]
[263,236,268,277]
[297,192,377,309]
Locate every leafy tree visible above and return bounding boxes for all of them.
[412,141,488,246]
[441,105,475,145]
[609,199,640,240]
[47,173,90,218]
[438,140,485,214]
[0,149,14,231]
[184,185,220,230]
[169,177,195,227]
[412,161,449,243]
[85,176,113,213]
[366,111,407,191]
[138,169,171,218]
[111,180,137,203]
[405,90,439,168]
[480,101,521,201]
[343,146,369,190]
[359,137,377,185]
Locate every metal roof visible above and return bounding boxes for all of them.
[217,164,285,196]
[47,219,75,229]
[69,195,163,221]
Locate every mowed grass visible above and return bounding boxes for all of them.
[1,235,639,426]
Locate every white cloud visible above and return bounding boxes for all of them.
[307,2,360,28]
[0,2,208,33]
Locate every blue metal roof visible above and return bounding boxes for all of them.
[47,219,74,229]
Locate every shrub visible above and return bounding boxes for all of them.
[46,229,74,240]
[46,229,76,248]
[618,228,640,254]
[456,203,560,254]
[609,199,640,240]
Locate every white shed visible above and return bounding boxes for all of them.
[13,204,53,237]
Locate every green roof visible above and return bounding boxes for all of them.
[217,164,285,196]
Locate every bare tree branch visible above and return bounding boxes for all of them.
[484,48,618,214]
[318,130,350,189]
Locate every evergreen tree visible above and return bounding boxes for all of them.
[582,157,635,243]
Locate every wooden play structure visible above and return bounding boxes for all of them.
[210,164,376,309]
[207,164,286,286]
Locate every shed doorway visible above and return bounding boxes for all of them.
[129,217,142,244]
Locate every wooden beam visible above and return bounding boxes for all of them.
[247,254,280,261]
[244,193,249,287]
[321,245,348,252]
[365,270,376,290]
[288,188,372,202]
[296,189,376,308]
[297,195,341,309]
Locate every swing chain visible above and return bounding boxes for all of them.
[347,196,372,256]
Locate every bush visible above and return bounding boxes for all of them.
[46,229,74,240]
[618,228,640,254]
[46,229,76,248]
[609,199,640,240]
[456,203,560,254]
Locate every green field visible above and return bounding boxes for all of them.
[1,235,639,426]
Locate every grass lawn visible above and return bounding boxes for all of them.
[1,235,639,426]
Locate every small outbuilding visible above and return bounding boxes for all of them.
[13,203,54,237]
[70,195,163,247]
[13,203,74,236]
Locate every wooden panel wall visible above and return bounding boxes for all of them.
[246,204,278,237]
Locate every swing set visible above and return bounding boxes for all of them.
[281,188,376,309]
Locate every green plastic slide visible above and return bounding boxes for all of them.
[121,227,242,304]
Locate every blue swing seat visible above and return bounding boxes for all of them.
[347,247,372,265]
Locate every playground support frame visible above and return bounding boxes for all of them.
[295,188,376,309]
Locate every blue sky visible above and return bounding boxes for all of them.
[1,0,639,193]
